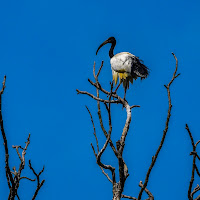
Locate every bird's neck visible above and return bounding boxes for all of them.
[109,42,116,58]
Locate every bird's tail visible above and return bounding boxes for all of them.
[112,70,133,90]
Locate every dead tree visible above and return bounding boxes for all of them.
[77,52,181,200]
[0,76,45,200]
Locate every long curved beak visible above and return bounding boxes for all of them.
[96,39,110,55]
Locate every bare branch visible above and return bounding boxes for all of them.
[194,165,200,178]
[19,177,36,182]
[186,124,199,200]
[191,184,200,199]
[19,134,30,175]
[92,148,113,184]
[88,78,115,184]
[76,89,121,103]
[89,112,113,185]
[196,141,200,148]
[138,53,180,200]
[93,62,96,78]
[0,76,15,196]
[0,76,6,94]
[16,193,20,200]
[100,168,113,183]
[86,106,99,153]
[139,181,154,200]
[88,78,118,98]
[169,52,180,86]
[130,105,140,109]
[96,61,104,78]
[195,195,200,200]
[121,194,137,200]
[29,160,45,200]
[12,145,23,163]
[95,82,116,182]
[94,68,118,158]
[190,152,200,161]
[96,126,112,170]
[91,143,97,157]
[186,124,195,150]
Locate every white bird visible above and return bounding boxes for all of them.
[96,37,149,96]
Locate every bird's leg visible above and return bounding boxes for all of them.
[123,88,127,100]
[114,82,121,93]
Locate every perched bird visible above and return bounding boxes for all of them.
[96,37,149,97]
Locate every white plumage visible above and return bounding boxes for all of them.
[96,37,149,93]
[110,52,133,73]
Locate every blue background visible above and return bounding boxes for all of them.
[0,0,200,199]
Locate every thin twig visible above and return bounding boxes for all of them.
[191,184,200,199]
[16,193,20,200]
[86,106,99,152]
[19,177,36,181]
[76,89,121,103]
[19,134,30,175]
[121,194,137,200]
[0,76,6,94]
[91,143,97,157]
[195,165,200,178]
[12,146,23,162]
[130,105,140,109]
[96,61,104,78]
[186,124,195,149]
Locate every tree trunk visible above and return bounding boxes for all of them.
[112,183,122,200]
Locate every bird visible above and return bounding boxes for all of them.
[96,37,149,97]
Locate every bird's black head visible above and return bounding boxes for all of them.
[96,36,116,55]
[106,37,116,43]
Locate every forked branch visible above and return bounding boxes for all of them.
[138,53,180,200]
[29,160,45,200]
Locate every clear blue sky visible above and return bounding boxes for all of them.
[0,0,200,199]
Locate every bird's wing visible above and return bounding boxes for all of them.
[130,55,149,79]
[111,52,149,80]
[110,52,133,73]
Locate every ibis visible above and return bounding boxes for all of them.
[96,37,149,97]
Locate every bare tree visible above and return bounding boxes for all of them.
[76,53,191,200]
[0,76,45,200]
[1,52,198,200]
